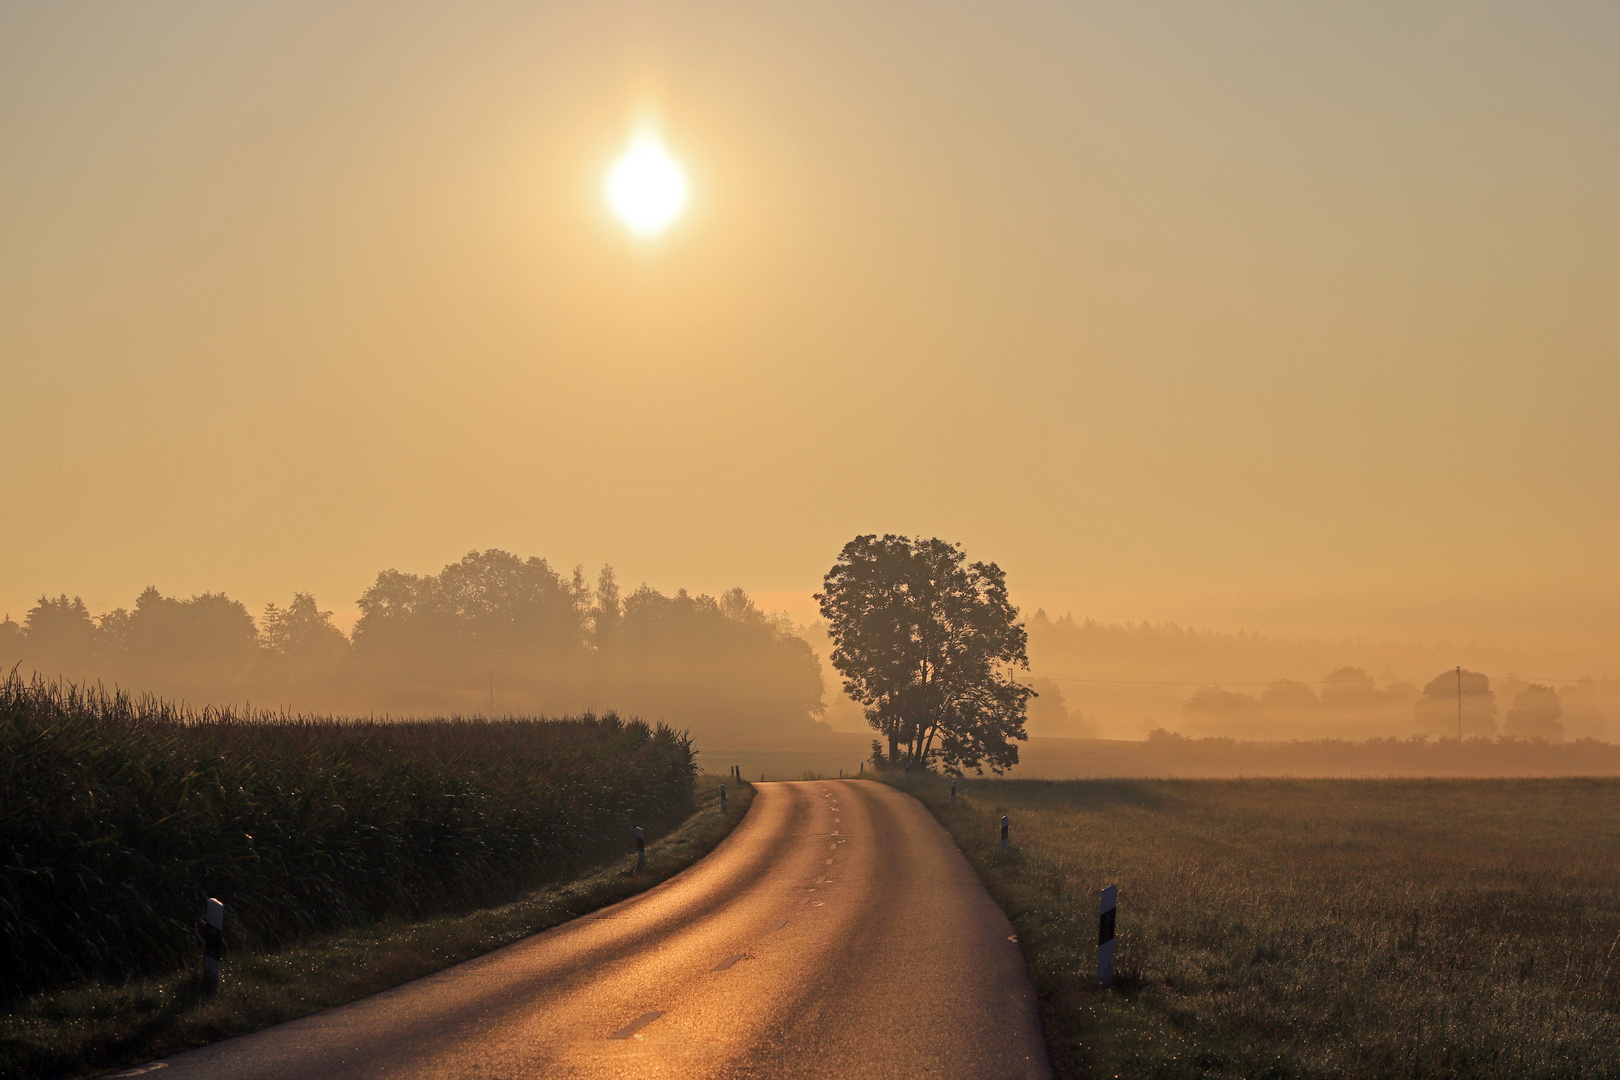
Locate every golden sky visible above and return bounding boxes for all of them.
[3,1,1617,664]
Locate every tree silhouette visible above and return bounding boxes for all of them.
[816,534,1032,774]
[1504,684,1563,741]
[22,595,98,675]
[1416,669,1497,737]
[0,615,22,663]
[592,565,622,649]
[262,593,351,692]
[107,588,260,699]
[613,584,825,744]
[1180,686,1264,736]
[352,550,590,709]
[7,551,828,742]
[1320,667,1378,712]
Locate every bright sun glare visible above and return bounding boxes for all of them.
[606,133,688,237]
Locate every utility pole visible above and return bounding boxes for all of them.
[1456,665,1463,743]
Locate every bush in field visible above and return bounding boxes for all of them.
[0,672,695,999]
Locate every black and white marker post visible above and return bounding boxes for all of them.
[202,897,224,991]
[951,779,957,803]
[1098,885,1118,986]
[635,826,646,870]
[720,783,727,812]
[1000,814,1009,850]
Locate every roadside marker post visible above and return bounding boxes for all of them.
[1098,885,1117,986]
[1000,814,1009,850]
[202,898,224,991]
[635,826,646,870]
[951,780,957,803]
[720,784,727,812]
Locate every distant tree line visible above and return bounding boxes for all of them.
[1180,667,1570,741]
[1026,611,1620,741]
[0,550,827,747]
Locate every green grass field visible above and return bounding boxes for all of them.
[893,774,1620,1080]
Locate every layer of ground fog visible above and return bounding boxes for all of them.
[710,731,1620,783]
[896,774,1620,1080]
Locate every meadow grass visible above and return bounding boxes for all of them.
[890,773,1620,1080]
[0,774,752,1080]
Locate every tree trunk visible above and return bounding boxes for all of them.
[888,732,898,765]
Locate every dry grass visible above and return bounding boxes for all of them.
[893,774,1620,1080]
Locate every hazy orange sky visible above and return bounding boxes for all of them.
[3,1,1616,664]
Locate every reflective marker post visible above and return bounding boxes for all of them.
[1098,885,1118,986]
[202,898,224,991]
[951,780,957,804]
[1000,814,1009,850]
[720,783,727,812]
[635,826,646,870]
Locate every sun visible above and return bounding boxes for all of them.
[606,133,688,237]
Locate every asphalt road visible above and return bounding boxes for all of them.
[127,779,1050,1079]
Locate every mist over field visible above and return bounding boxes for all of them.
[9,548,1619,772]
[1,550,827,751]
[4,1,1618,776]
[6,6,1620,1079]
[3,2,1618,694]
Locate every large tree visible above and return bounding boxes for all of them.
[816,534,1033,774]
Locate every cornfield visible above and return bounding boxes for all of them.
[0,671,696,999]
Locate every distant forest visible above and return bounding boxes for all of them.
[1021,611,1620,742]
[0,550,828,749]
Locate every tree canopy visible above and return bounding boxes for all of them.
[815,534,1032,774]
[0,550,825,747]
[1416,668,1497,738]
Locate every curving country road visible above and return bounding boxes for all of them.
[129,780,1050,1079]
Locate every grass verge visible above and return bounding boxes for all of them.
[1,773,752,1080]
[885,772,1620,1080]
